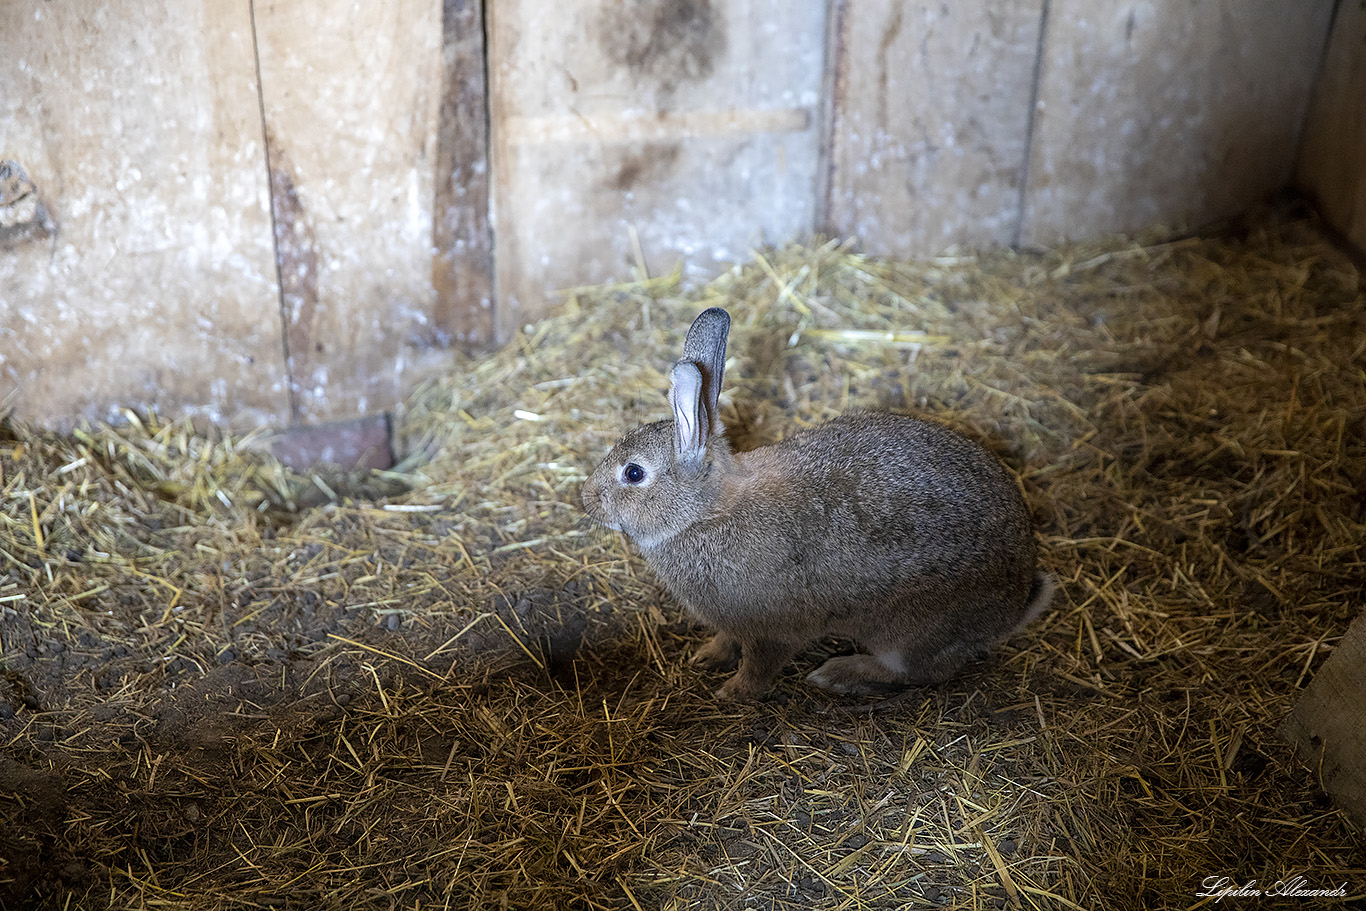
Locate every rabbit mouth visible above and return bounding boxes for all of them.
[581,495,621,532]
[581,498,618,532]
[582,505,619,532]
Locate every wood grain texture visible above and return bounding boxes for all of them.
[487,0,826,333]
[0,0,289,429]
[1021,0,1335,244]
[1281,610,1366,831]
[1296,0,1366,254]
[822,0,1045,256]
[253,0,444,422]
[432,0,495,351]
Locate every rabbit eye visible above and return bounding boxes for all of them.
[622,463,647,485]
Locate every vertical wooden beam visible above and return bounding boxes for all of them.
[1296,0,1366,255]
[253,0,444,423]
[814,0,847,241]
[1021,0,1335,244]
[432,0,496,350]
[822,0,1046,257]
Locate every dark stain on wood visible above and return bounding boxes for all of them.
[599,0,726,102]
[264,128,319,421]
[607,142,682,191]
[432,0,496,350]
[874,1,904,128]
[0,160,57,252]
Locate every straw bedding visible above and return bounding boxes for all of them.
[1,209,1363,909]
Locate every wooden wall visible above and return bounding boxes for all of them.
[822,0,1046,253]
[1296,0,1366,254]
[252,0,445,424]
[0,2,289,427]
[823,0,1334,252]
[0,0,487,432]
[1020,1,1332,244]
[0,0,1348,434]
[487,0,825,335]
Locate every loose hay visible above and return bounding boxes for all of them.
[2,209,1365,909]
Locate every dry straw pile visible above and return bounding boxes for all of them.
[2,210,1364,909]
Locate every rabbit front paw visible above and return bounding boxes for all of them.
[691,633,741,670]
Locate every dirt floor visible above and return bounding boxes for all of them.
[2,208,1365,909]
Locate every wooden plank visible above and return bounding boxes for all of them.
[0,0,289,429]
[821,0,1045,257]
[487,0,826,333]
[253,0,444,423]
[1296,0,1366,255]
[1021,0,1335,244]
[432,0,496,351]
[269,415,395,472]
[1281,610,1366,831]
[504,108,812,145]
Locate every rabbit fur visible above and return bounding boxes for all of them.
[582,307,1054,700]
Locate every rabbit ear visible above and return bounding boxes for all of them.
[681,307,730,432]
[669,361,708,472]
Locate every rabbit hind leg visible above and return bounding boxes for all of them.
[808,630,996,694]
[806,650,910,694]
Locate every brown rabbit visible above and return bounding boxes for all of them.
[582,307,1054,700]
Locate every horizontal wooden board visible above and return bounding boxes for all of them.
[0,0,289,429]
[1022,0,1335,244]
